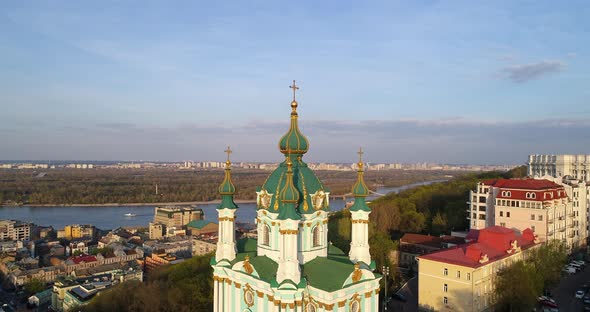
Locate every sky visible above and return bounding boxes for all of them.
[1,1,589,164]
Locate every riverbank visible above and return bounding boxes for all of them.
[1,180,448,208]
[1,199,257,207]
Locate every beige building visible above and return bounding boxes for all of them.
[148,222,164,240]
[153,206,203,228]
[468,178,586,251]
[0,220,32,241]
[528,154,590,181]
[418,226,539,312]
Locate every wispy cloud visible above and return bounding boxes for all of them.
[501,60,566,83]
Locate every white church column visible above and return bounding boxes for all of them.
[213,279,218,312]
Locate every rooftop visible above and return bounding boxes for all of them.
[419,226,537,268]
[482,178,562,190]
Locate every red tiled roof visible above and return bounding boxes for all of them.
[482,179,567,201]
[71,255,97,264]
[482,178,561,190]
[400,233,464,249]
[418,226,537,268]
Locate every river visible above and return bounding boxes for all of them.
[0,180,445,230]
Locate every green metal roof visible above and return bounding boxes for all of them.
[260,159,328,215]
[302,244,356,292]
[186,220,216,229]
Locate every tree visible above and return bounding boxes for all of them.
[493,241,566,311]
[430,212,447,236]
[24,278,45,295]
[494,261,540,311]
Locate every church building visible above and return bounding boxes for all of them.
[211,81,381,312]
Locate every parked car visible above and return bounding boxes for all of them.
[569,262,584,269]
[563,266,576,274]
[575,290,585,299]
[540,300,558,308]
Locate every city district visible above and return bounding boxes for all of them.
[1,85,590,312]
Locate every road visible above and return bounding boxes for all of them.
[553,264,590,311]
[389,276,418,312]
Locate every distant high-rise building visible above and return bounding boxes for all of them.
[528,154,590,181]
[153,206,203,229]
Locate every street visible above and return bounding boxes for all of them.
[553,264,590,311]
[389,276,418,312]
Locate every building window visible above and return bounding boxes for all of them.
[444,297,448,305]
[262,224,270,246]
[506,191,511,197]
[444,284,448,292]
[531,214,535,220]
[312,226,320,247]
[538,215,543,221]
[531,193,536,199]
[456,271,460,278]
[500,211,503,217]
[531,225,535,232]
[500,222,506,227]
[507,212,511,218]
[467,273,471,280]
[443,268,448,276]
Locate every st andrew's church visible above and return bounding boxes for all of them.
[211,81,381,312]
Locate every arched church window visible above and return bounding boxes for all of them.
[312,226,320,247]
[305,303,317,312]
[262,224,270,246]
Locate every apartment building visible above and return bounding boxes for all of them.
[0,220,32,241]
[153,206,203,228]
[58,224,96,240]
[468,179,587,251]
[418,226,538,312]
[528,154,590,181]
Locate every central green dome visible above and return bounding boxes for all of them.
[257,87,329,217]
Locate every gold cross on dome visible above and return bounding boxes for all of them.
[224,146,232,162]
[357,147,364,162]
[289,80,299,101]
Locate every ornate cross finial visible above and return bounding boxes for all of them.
[224,145,232,162]
[357,147,364,163]
[289,80,299,102]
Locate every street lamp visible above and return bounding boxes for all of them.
[382,265,390,311]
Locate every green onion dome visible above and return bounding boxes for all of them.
[352,162,369,197]
[350,152,371,212]
[278,100,309,155]
[277,159,302,220]
[218,149,238,210]
[219,160,236,195]
[280,160,300,203]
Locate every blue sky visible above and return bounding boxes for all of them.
[1,1,589,164]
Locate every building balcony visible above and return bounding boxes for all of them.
[548,230,554,236]
[568,212,575,217]
[548,218,554,224]
[569,233,576,239]
[568,223,574,228]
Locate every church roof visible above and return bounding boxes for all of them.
[302,244,357,291]
[257,87,329,216]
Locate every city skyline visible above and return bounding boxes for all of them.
[1,1,589,163]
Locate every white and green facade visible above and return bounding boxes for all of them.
[211,85,381,312]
